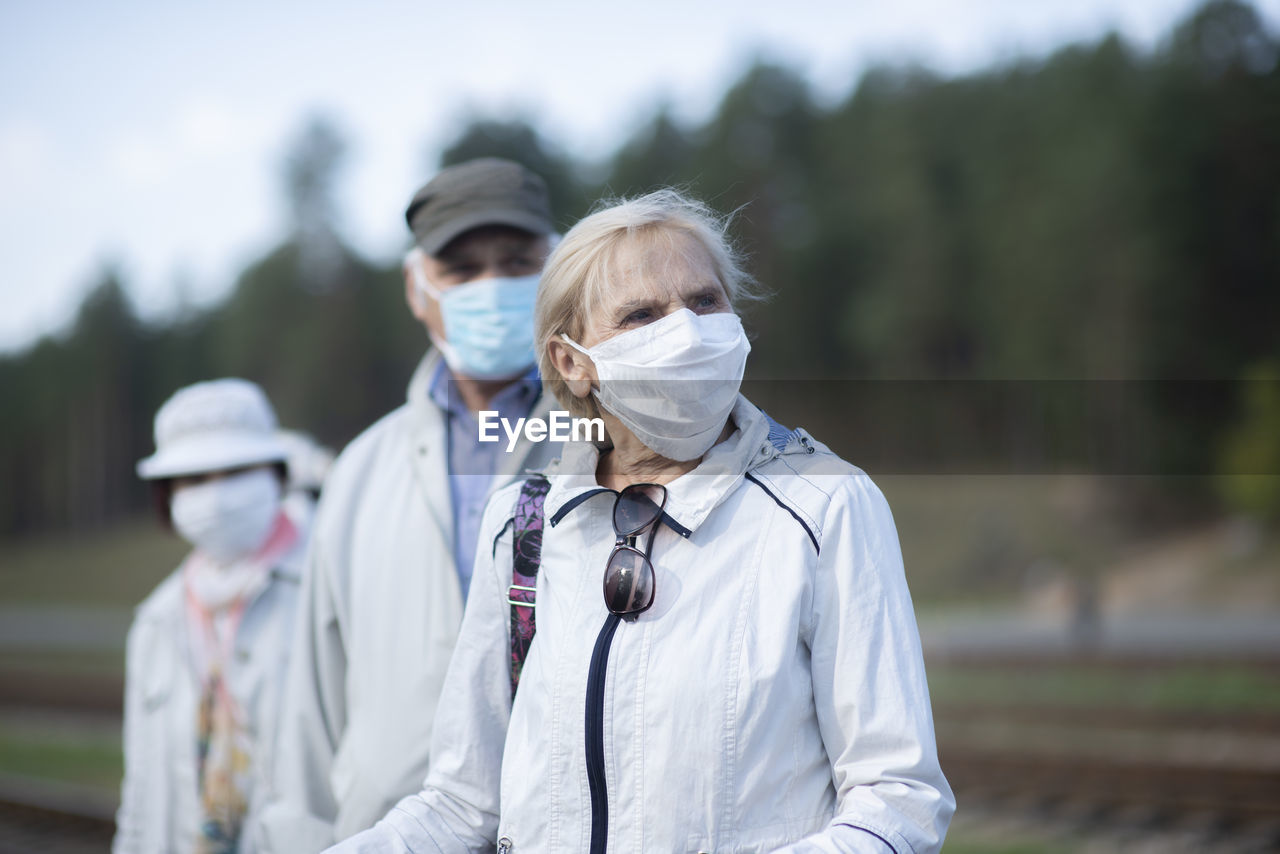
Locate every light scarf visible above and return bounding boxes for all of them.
[183,512,296,854]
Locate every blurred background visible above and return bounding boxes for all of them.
[2,0,1279,851]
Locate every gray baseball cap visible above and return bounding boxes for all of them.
[405,158,553,255]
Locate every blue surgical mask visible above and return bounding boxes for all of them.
[414,271,540,380]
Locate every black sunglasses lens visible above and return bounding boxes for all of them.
[613,484,665,537]
[604,547,655,616]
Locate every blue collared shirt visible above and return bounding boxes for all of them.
[428,361,541,600]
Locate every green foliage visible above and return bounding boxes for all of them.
[1,515,186,607]
[284,114,348,242]
[0,0,1276,539]
[0,718,122,791]
[438,118,591,226]
[0,120,426,537]
[1216,362,1280,519]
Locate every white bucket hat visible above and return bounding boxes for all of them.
[136,378,290,480]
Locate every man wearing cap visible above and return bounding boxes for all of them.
[256,159,561,851]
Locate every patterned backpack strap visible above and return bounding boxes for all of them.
[508,475,551,700]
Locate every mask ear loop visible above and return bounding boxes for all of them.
[405,247,459,367]
[558,333,590,358]
[557,334,604,402]
[415,270,444,302]
[405,248,445,303]
[559,334,600,378]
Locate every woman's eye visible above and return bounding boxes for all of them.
[694,293,722,311]
[621,309,652,326]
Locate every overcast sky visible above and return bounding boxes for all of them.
[2,0,1274,353]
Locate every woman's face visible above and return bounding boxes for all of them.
[578,232,733,352]
[547,229,737,406]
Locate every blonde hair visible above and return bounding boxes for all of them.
[535,189,760,419]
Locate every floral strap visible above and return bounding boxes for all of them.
[509,476,551,700]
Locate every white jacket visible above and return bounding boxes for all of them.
[113,539,306,853]
[333,397,954,854]
[257,352,561,852]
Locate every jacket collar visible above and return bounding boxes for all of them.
[407,348,445,423]
[404,350,454,555]
[426,358,541,421]
[408,347,561,513]
[541,396,776,538]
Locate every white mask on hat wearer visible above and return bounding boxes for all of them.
[562,309,751,462]
[170,469,282,564]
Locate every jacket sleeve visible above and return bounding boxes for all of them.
[111,618,148,854]
[255,535,350,853]
[324,495,517,854]
[772,475,954,854]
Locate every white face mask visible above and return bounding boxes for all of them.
[170,468,282,564]
[563,309,750,461]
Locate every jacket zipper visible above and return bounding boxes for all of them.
[585,613,622,854]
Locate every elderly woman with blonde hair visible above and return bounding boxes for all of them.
[331,190,954,854]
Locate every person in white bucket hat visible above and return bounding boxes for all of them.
[114,378,311,854]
